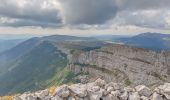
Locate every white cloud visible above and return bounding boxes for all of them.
[0,0,170,31]
[165,12,170,27]
[111,9,170,29]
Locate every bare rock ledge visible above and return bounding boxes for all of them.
[13,78,170,100]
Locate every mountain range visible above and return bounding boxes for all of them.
[0,33,169,96]
[117,32,170,51]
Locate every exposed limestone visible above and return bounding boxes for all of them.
[68,44,170,86]
[151,92,164,100]
[129,92,140,100]
[135,85,152,97]
[69,84,87,98]
[13,78,170,100]
[55,84,70,98]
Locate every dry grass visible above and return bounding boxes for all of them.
[48,86,56,96]
[0,96,14,100]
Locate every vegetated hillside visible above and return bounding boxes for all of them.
[0,35,105,96]
[0,35,96,75]
[118,33,170,51]
[0,39,25,53]
[69,44,170,87]
[0,38,41,76]
[0,41,69,95]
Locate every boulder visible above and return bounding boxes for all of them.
[18,92,31,100]
[69,84,87,98]
[94,78,106,87]
[135,85,152,97]
[55,85,70,98]
[43,95,52,100]
[154,83,170,99]
[124,86,135,93]
[111,90,121,97]
[35,89,49,99]
[119,91,128,100]
[103,94,119,100]
[160,83,170,99]
[26,95,37,100]
[68,97,76,100]
[18,93,27,100]
[140,96,149,100]
[89,88,104,100]
[106,86,114,93]
[129,92,140,100]
[88,86,100,92]
[75,96,89,100]
[105,82,123,91]
[51,95,63,100]
[151,92,163,100]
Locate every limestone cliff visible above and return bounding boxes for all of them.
[68,44,170,86]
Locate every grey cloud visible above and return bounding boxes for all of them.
[57,0,170,29]
[122,0,170,10]
[0,0,62,27]
[0,0,170,29]
[59,0,118,25]
[0,19,63,28]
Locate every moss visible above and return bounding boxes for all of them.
[96,50,113,54]
[151,72,165,81]
[167,68,170,75]
[74,63,97,68]
[125,78,131,86]
[70,49,75,54]
[81,46,101,51]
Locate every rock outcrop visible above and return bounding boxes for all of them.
[68,44,170,86]
[14,78,170,100]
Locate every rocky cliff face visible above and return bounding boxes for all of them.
[12,78,170,100]
[68,44,170,86]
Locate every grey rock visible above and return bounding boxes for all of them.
[129,92,140,100]
[55,85,70,98]
[151,92,163,100]
[135,85,152,97]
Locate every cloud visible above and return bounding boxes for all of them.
[59,0,118,25]
[112,9,170,29]
[0,18,63,28]
[0,0,63,27]
[0,0,170,30]
[122,0,170,10]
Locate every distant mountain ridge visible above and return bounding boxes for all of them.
[0,39,25,53]
[118,32,170,51]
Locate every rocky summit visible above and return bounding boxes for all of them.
[12,78,170,100]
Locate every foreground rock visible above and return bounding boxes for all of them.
[14,79,170,100]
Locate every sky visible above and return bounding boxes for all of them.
[0,0,170,36]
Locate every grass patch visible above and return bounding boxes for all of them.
[124,78,131,86]
[151,72,165,81]
[45,67,80,87]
